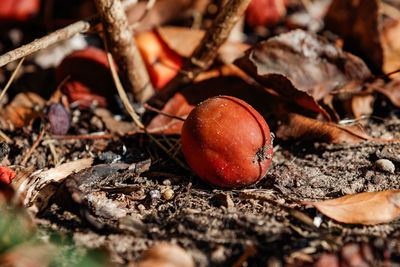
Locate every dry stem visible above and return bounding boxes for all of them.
[94,0,154,103]
[0,19,96,67]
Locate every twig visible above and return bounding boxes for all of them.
[21,127,46,166]
[94,0,154,103]
[0,18,96,67]
[158,0,252,102]
[0,57,25,103]
[0,130,12,143]
[144,103,185,121]
[232,245,257,267]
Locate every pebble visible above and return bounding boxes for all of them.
[162,188,175,200]
[375,159,395,174]
[149,189,161,199]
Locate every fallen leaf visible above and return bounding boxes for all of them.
[234,29,371,120]
[0,92,45,130]
[275,112,371,143]
[94,107,138,134]
[13,158,93,214]
[303,190,400,224]
[325,0,400,76]
[370,77,400,107]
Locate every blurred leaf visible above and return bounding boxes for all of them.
[0,92,45,130]
[156,26,250,63]
[303,190,400,224]
[325,0,400,76]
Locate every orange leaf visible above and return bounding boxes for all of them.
[303,190,400,224]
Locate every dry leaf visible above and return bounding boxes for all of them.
[325,0,400,76]
[371,77,400,107]
[0,92,45,130]
[275,112,370,143]
[13,158,93,214]
[303,190,400,224]
[94,108,138,134]
[234,29,371,120]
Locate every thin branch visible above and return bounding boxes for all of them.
[21,127,46,166]
[94,0,154,103]
[158,0,252,102]
[0,18,97,67]
[0,0,136,68]
[0,57,25,103]
[144,103,185,121]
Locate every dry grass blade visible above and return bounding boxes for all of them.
[103,38,190,172]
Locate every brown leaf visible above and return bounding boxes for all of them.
[234,29,371,120]
[371,77,400,107]
[303,190,400,224]
[325,0,381,72]
[0,92,45,130]
[275,112,370,143]
[13,158,93,213]
[325,0,400,76]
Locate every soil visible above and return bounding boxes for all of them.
[5,105,400,266]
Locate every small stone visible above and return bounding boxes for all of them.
[375,159,395,174]
[149,189,161,199]
[162,179,171,186]
[162,188,175,200]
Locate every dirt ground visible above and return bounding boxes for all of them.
[5,103,400,266]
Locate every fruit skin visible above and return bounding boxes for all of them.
[0,166,16,184]
[246,0,286,27]
[56,46,116,109]
[0,0,41,21]
[181,96,273,188]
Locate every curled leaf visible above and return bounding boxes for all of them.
[303,190,400,224]
[275,112,371,143]
[234,29,371,120]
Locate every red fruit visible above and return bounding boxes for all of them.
[0,166,17,184]
[136,31,183,89]
[181,96,273,188]
[0,0,41,21]
[246,0,286,27]
[56,46,117,108]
